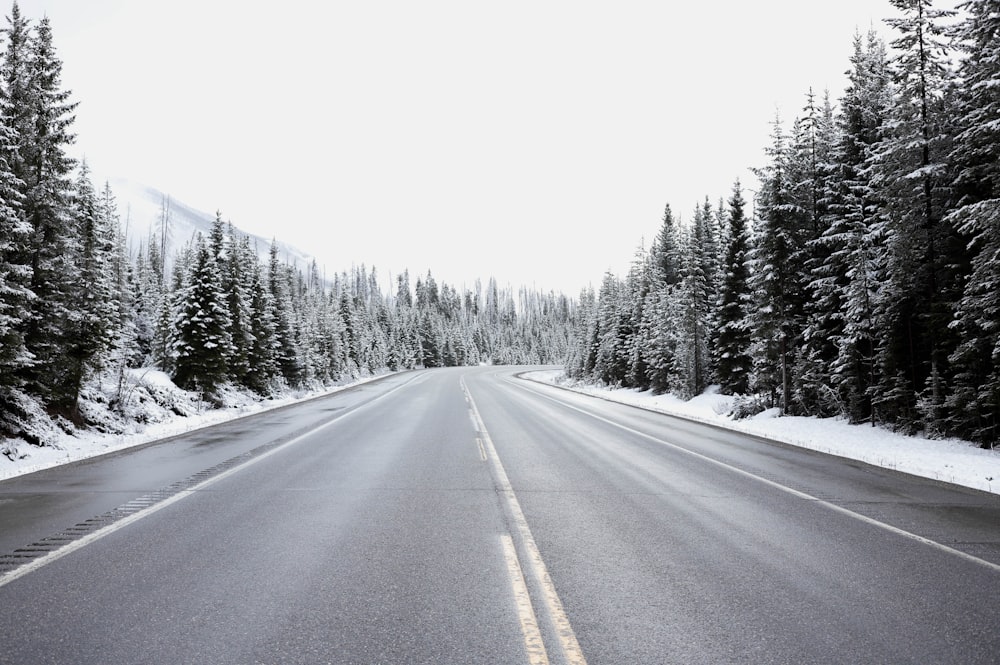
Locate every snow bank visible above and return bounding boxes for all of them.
[525,370,1000,495]
[0,369,391,482]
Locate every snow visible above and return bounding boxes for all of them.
[525,370,1000,496]
[4,367,998,497]
[0,369,392,482]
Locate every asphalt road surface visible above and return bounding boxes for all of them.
[1,366,998,664]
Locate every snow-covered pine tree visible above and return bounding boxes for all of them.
[0,5,28,413]
[131,236,166,367]
[417,309,442,368]
[171,234,233,395]
[5,12,79,412]
[338,287,361,374]
[945,0,1000,446]
[62,164,120,417]
[749,115,811,413]
[715,181,753,395]
[807,31,893,424]
[641,204,684,393]
[267,241,301,384]
[565,285,597,379]
[623,243,651,389]
[593,271,629,386]
[243,253,280,394]
[671,204,715,398]
[223,226,258,388]
[99,182,142,411]
[872,0,961,435]
[789,89,842,415]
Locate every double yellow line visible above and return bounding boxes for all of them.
[462,377,588,665]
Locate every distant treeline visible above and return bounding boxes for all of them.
[0,3,575,442]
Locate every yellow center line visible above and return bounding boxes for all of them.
[462,377,588,665]
[501,534,550,665]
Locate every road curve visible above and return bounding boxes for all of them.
[0,366,997,664]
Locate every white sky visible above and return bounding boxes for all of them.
[17,0,903,296]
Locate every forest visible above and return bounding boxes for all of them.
[1,0,999,452]
[0,3,574,446]
[566,0,1000,448]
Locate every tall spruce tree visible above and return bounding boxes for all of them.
[171,234,233,394]
[16,13,79,411]
[225,227,258,388]
[715,181,753,395]
[873,0,961,434]
[749,115,811,413]
[791,90,842,415]
[267,241,301,384]
[641,204,684,393]
[815,31,893,424]
[0,6,27,412]
[63,164,119,417]
[673,204,715,398]
[945,0,1000,445]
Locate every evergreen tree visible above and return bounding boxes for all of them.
[641,204,684,393]
[62,164,119,417]
[623,244,651,389]
[417,309,442,368]
[715,181,753,395]
[945,0,1000,445]
[171,235,233,394]
[810,31,893,423]
[593,272,629,385]
[673,205,715,398]
[873,0,961,434]
[749,115,810,413]
[0,8,27,407]
[15,14,79,411]
[790,90,842,415]
[268,241,300,384]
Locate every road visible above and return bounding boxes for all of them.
[1,366,998,664]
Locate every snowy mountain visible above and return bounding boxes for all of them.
[109,177,317,271]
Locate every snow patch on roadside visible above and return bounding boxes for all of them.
[0,369,393,482]
[525,370,1000,495]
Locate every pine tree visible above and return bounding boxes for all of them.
[171,234,233,394]
[102,181,139,410]
[417,309,442,368]
[671,205,715,398]
[566,286,596,380]
[945,0,1000,445]
[623,244,651,389]
[242,256,279,393]
[749,115,810,413]
[62,164,119,417]
[593,272,629,385]
[640,204,684,393]
[15,14,79,411]
[790,90,842,415]
[809,31,893,423]
[0,6,28,408]
[268,241,300,384]
[873,0,961,434]
[715,181,753,395]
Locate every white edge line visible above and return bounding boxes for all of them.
[0,376,420,589]
[511,379,1000,576]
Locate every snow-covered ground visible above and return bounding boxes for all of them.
[5,368,998,496]
[525,370,1000,496]
[0,369,390,482]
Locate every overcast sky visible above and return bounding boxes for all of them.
[16,0,908,295]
